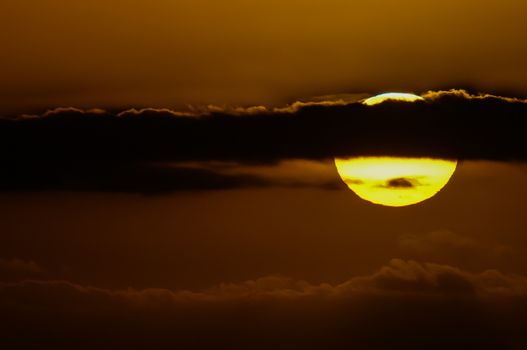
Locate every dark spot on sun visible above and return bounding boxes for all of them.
[385,177,415,189]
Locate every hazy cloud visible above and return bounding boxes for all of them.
[0,258,43,282]
[0,258,42,274]
[0,160,342,194]
[399,230,515,265]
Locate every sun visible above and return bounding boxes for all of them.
[334,157,458,207]
[363,92,424,106]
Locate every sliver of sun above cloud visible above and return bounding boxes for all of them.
[361,92,425,106]
[335,92,457,207]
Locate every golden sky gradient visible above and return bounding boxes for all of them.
[2,0,527,114]
[2,2,527,348]
[1,160,526,290]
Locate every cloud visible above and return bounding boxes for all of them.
[0,159,342,194]
[0,258,42,274]
[422,89,526,103]
[398,230,515,264]
[382,177,418,188]
[357,259,526,296]
[1,259,526,304]
[0,161,269,194]
[0,258,43,282]
[2,90,527,193]
[1,260,527,349]
[400,230,480,253]
[178,159,342,190]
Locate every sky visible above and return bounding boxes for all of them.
[2,1,527,349]
[2,0,527,115]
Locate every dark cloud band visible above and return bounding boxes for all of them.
[1,90,527,193]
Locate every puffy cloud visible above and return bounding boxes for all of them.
[2,260,527,349]
[2,259,526,305]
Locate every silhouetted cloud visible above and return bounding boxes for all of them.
[0,162,269,194]
[2,90,527,193]
[0,160,342,194]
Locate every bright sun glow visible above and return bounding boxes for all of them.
[363,92,424,106]
[334,157,458,207]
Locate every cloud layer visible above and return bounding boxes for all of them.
[2,90,527,193]
[2,259,527,349]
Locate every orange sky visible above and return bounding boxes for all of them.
[1,160,526,290]
[3,2,527,348]
[2,0,527,114]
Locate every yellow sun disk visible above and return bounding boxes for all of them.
[363,93,424,106]
[334,157,457,207]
